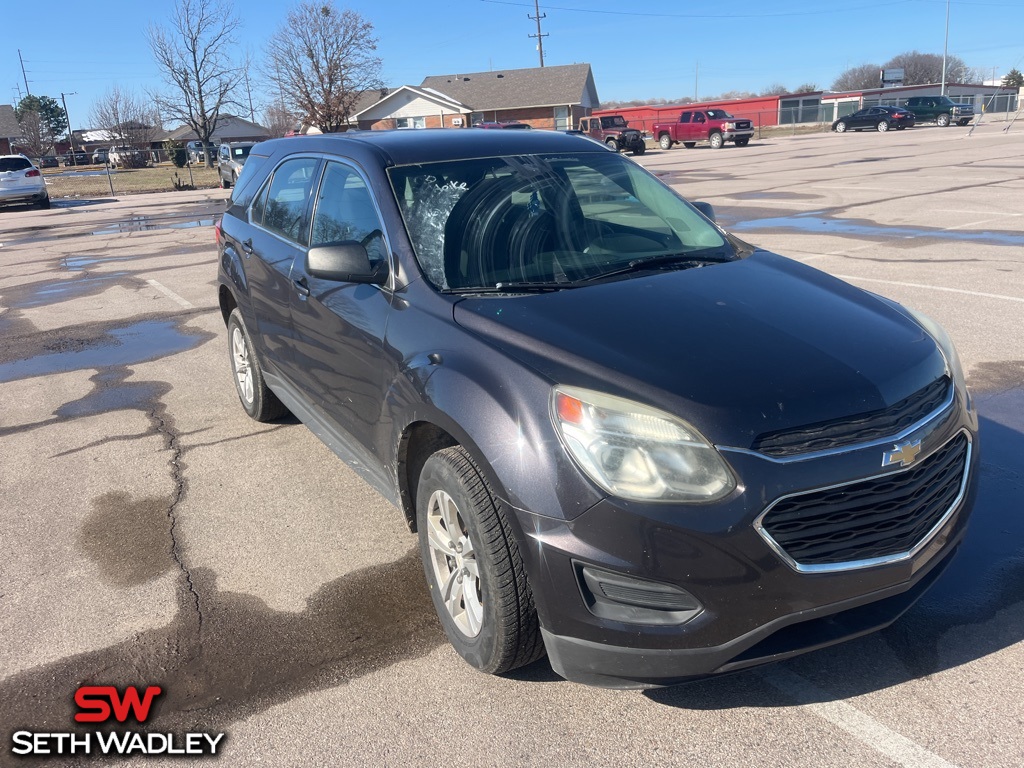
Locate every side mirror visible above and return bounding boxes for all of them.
[692,201,716,222]
[307,242,388,285]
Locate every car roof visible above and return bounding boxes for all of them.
[251,128,608,167]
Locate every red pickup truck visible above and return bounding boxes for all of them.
[654,109,754,150]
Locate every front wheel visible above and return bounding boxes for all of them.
[834,121,848,133]
[877,120,890,132]
[631,144,646,156]
[658,134,673,150]
[605,138,620,152]
[735,137,750,146]
[937,113,951,127]
[417,446,544,674]
[958,119,971,126]
[708,132,724,149]
[227,309,288,422]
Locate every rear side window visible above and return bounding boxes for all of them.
[0,157,32,172]
[251,157,319,244]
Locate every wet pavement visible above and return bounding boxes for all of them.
[1,129,1023,767]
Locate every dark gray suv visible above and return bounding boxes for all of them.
[216,130,978,688]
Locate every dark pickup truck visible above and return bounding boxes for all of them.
[902,96,974,126]
[654,109,754,150]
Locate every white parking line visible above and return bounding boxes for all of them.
[834,275,1024,304]
[145,279,194,309]
[760,667,959,768]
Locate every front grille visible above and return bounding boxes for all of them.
[735,120,752,130]
[759,433,969,568]
[752,376,951,457]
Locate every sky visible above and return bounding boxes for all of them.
[5,0,1023,130]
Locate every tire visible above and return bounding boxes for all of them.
[226,308,288,422]
[417,445,544,675]
[834,121,847,133]
[708,132,724,149]
[605,138,620,152]
[631,144,646,156]
[958,119,971,126]
[683,141,696,148]
[35,195,51,210]
[937,113,951,127]
[219,175,229,189]
[735,137,750,146]
[658,133,673,150]
[877,121,890,132]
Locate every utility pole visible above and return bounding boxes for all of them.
[528,0,548,68]
[244,70,256,123]
[61,92,78,163]
[18,49,31,96]
[940,0,950,96]
[695,61,699,101]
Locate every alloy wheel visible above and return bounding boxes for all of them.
[425,489,483,637]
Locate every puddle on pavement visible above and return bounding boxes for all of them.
[78,491,177,587]
[60,255,134,270]
[91,216,216,235]
[730,213,1024,246]
[730,191,817,201]
[1,271,130,309]
[0,318,208,383]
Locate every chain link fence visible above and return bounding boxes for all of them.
[40,156,224,203]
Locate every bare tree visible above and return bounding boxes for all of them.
[148,0,245,167]
[262,104,299,138]
[90,87,159,150]
[832,64,882,91]
[265,2,383,133]
[760,83,791,96]
[883,51,973,85]
[15,111,46,157]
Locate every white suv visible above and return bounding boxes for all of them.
[0,155,50,209]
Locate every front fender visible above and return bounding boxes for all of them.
[384,347,605,523]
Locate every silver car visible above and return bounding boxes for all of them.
[0,155,50,209]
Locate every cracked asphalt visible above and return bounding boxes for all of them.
[1,122,1022,767]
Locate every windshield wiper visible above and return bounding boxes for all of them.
[442,281,577,294]
[581,251,732,283]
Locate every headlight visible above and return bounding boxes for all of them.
[903,307,967,391]
[551,386,736,503]
[723,122,735,130]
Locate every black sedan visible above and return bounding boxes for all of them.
[62,151,92,166]
[833,106,916,133]
[216,130,977,688]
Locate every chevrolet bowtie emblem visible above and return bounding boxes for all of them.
[882,439,922,468]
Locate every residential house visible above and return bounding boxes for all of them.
[0,105,23,154]
[354,63,599,131]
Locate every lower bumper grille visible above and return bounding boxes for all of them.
[758,432,970,571]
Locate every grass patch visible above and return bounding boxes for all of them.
[42,163,222,199]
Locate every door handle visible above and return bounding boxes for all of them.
[241,238,253,255]
[293,277,310,297]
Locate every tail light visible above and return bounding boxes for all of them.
[214,216,222,246]
[26,169,41,178]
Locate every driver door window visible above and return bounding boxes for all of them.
[311,162,387,265]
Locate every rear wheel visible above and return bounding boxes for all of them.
[35,195,51,210]
[708,132,724,149]
[877,120,890,132]
[937,113,951,127]
[227,309,288,422]
[417,445,544,674]
[658,133,673,150]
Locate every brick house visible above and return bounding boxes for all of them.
[353,63,599,131]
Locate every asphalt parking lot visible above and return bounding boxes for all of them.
[1,122,1022,767]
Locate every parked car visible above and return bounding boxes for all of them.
[217,129,978,688]
[108,146,149,168]
[654,109,755,149]
[902,96,974,127]
[578,115,646,155]
[62,151,91,166]
[0,154,50,209]
[37,155,59,169]
[833,106,916,133]
[188,140,214,164]
[91,148,109,165]
[217,141,258,189]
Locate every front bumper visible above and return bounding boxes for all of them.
[722,129,755,141]
[515,391,979,687]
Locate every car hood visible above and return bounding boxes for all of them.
[451,250,946,448]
